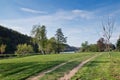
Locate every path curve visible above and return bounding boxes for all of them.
[59,53,102,80]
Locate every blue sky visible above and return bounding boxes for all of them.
[0,0,120,47]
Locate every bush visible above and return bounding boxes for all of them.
[0,44,6,54]
[15,44,33,56]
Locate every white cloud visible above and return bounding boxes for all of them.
[72,9,93,19]
[0,9,93,29]
[53,9,93,20]
[0,9,95,47]
[21,7,47,14]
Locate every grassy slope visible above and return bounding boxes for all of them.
[72,52,120,80]
[40,53,96,80]
[0,53,95,80]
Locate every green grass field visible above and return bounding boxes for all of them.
[72,52,120,80]
[1,52,120,80]
[0,53,95,80]
[40,53,96,80]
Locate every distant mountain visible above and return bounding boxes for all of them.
[63,44,79,52]
[0,25,31,54]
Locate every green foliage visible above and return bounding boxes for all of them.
[46,37,57,54]
[15,44,33,56]
[81,41,89,52]
[81,40,115,52]
[55,28,66,44]
[88,44,98,52]
[116,37,120,51]
[81,42,98,52]
[31,25,47,54]
[0,44,6,54]
[0,25,31,54]
[55,28,67,53]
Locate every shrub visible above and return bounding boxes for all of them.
[15,44,33,56]
[0,44,6,54]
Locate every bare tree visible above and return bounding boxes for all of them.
[102,16,115,55]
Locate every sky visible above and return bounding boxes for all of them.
[0,0,120,47]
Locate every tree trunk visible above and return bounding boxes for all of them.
[41,50,45,55]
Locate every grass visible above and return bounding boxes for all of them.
[110,52,120,80]
[40,53,96,80]
[0,52,95,80]
[72,52,120,80]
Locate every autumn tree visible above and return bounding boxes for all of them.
[97,38,105,52]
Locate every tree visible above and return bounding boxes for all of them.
[15,44,33,56]
[81,41,89,52]
[55,28,67,53]
[97,38,105,52]
[102,17,115,52]
[0,44,6,54]
[88,44,98,52]
[116,36,120,51]
[109,43,116,51]
[31,25,47,54]
[46,37,57,54]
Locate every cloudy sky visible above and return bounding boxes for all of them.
[0,0,120,47]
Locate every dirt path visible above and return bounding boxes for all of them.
[26,53,101,80]
[26,58,79,80]
[59,53,102,80]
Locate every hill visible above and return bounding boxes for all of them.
[0,25,31,54]
[64,44,79,52]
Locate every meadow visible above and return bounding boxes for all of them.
[0,53,95,80]
[1,52,120,80]
[40,53,96,80]
[72,52,120,80]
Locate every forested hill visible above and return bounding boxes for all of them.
[0,25,31,54]
[64,44,79,52]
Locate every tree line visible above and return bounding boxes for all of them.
[80,17,119,53]
[0,25,31,54]
[0,16,120,55]
[0,24,67,55]
[80,37,116,52]
[31,24,67,54]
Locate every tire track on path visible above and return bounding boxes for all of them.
[26,58,80,80]
[59,53,102,80]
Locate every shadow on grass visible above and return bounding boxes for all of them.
[84,61,109,67]
[40,61,81,80]
[0,61,64,80]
